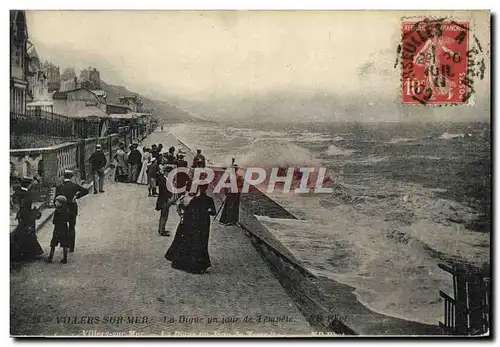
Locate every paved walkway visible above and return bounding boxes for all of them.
[10,130,312,337]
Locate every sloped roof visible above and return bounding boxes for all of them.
[52,91,67,100]
[109,113,138,119]
[92,90,106,97]
[107,103,131,110]
[27,100,53,107]
[27,45,39,60]
[68,106,109,119]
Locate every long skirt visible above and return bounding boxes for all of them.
[114,166,128,182]
[137,161,149,184]
[165,222,211,274]
[219,193,240,225]
[10,227,43,261]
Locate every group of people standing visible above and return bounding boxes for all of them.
[11,136,243,275]
[124,142,218,274]
[10,169,89,264]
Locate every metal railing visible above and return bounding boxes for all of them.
[11,111,75,138]
[438,263,490,335]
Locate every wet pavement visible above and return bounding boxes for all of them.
[10,130,312,337]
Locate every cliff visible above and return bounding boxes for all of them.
[100,81,212,124]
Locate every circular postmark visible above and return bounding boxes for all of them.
[394,17,487,105]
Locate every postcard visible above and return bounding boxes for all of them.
[10,10,490,337]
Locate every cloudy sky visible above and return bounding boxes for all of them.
[26,10,490,122]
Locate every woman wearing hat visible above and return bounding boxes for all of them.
[10,206,43,261]
[165,183,216,274]
[137,146,152,185]
[219,160,243,226]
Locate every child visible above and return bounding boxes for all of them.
[46,195,70,264]
[146,157,159,197]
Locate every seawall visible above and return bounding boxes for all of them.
[171,132,442,336]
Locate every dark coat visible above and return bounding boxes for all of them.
[55,180,89,216]
[89,151,107,171]
[13,188,33,225]
[192,154,206,168]
[155,175,173,211]
[128,149,142,165]
[50,206,70,248]
[165,152,176,165]
[176,159,188,168]
[147,162,159,179]
[165,193,216,273]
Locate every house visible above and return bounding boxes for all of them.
[26,44,40,102]
[53,87,108,119]
[26,45,54,113]
[108,112,151,135]
[92,90,107,104]
[119,95,143,113]
[106,103,130,115]
[44,61,60,93]
[61,77,80,92]
[79,79,95,90]
[10,10,29,114]
[53,87,111,138]
[80,67,101,89]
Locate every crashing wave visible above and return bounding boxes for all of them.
[387,137,418,144]
[237,139,320,167]
[439,132,465,140]
[326,145,356,156]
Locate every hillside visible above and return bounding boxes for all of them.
[100,81,210,124]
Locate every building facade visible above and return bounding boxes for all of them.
[61,67,76,82]
[80,67,101,89]
[44,61,61,92]
[53,88,108,119]
[61,77,79,92]
[106,103,131,115]
[119,95,143,113]
[26,45,41,102]
[10,10,29,114]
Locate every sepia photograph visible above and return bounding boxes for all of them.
[9,9,491,337]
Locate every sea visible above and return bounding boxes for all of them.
[167,121,491,326]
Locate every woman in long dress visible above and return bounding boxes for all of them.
[219,167,243,226]
[10,207,44,261]
[137,147,152,185]
[114,143,128,182]
[165,184,216,274]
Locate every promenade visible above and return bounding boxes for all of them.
[10,131,312,337]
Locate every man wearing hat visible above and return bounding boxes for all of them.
[127,143,142,183]
[164,146,177,174]
[155,165,175,236]
[173,151,190,198]
[54,170,89,253]
[192,149,206,168]
[89,144,107,193]
[176,151,188,168]
[147,156,159,197]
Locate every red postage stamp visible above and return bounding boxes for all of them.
[400,19,470,105]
